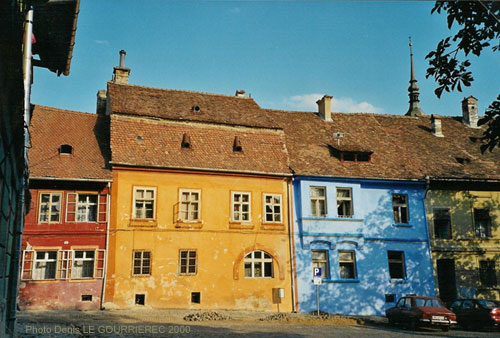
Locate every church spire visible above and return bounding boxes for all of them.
[406,37,426,116]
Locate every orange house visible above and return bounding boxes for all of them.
[102,72,295,311]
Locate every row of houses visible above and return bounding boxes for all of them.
[19,51,500,316]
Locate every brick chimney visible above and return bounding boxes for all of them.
[96,90,107,115]
[235,90,245,98]
[113,50,130,84]
[316,95,332,121]
[431,115,444,137]
[462,96,479,128]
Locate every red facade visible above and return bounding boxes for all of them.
[18,181,109,310]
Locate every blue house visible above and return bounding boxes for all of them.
[265,91,437,315]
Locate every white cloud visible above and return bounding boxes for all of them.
[285,93,383,113]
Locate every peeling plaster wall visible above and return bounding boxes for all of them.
[426,189,500,301]
[105,169,293,311]
[293,177,435,316]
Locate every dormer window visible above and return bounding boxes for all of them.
[331,148,372,162]
[233,136,243,152]
[456,157,471,164]
[181,133,191,148]
[59,144,73,155]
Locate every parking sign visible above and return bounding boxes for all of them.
[313,267,322,277]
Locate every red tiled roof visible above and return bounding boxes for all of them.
[263,109,500,181]
[29,105,111,180]
[110,115,290,176]
[107,82,279,128]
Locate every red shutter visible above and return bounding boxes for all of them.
[21,250,34,280]
[98,194,108,223]
[66,193,77,222]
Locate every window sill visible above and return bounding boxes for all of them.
[129,219,157,227]
[302,217,363,222]
[392,223,412,228]
[261,222,285,231]
[175,220,203,229]
[132,274,151,278]
[321,278,360,283]
[390,279,409,284]
[229,222,254,230]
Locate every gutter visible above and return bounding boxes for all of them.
[287,178,297,312]
[30,176,112,183]
[100,182,111,310]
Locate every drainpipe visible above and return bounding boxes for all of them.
[7,5,35,333]
[100,182,111,310]
[422,176,437,297]
[287,178,297,312]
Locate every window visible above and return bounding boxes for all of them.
[191,292,201,304]
[392,194,408,224]
[81,295,92,302]
[339,251,356,279]
[135,294,145,305]
[387,251,405,279]
[311,250,329,279]
[337,188,353,218]
[479,260,497,287]
[59,144,73,155]
[244,251,273,278]
[264,194,282,223]
[72,250,95,279]
[474,208,492,238]
[132,251,151,276]
[38,193,62,223]
[33,251,57,280]
[434,208,451,239]
[310,187,326,217]
[77,195,97,222]
[67,193,107,223]
[179,250,197,275]
[133,187,155,219]
[179,190,200,221]
[232,192,251,222]
[385,294,396,303]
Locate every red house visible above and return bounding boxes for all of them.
[18,105,111,310]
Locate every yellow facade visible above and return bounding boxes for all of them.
[426,189,500,301]
[104,168,294,311]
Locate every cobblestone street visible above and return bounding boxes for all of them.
[15,310,500,337]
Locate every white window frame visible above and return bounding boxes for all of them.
[244,250,273,278]
[132,250,151,276]
[310,187,326,217]
[71,250,96,279]
[179,189,201,222]
[392,194,409,224]
[263,193,282,223]
[311,250,329,279]
[76,194,98,222]
[132,187,156,220]
[336,188,353,218]
[231,191,251,222]
[38,192,62,223]
[32,251,58,280]
[179,249,197,275]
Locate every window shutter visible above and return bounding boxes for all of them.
[21,250,34,280]
[66,193,77,222]
[98,194,108,223]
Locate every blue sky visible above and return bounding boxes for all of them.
[32,1,498,117]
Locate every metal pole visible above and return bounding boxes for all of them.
[316,284,320,316]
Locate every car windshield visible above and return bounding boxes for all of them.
[477,300,500,308]
[415,298,445,308]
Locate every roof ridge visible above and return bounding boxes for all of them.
[264,108,464,119]
[34,104,94,116]
[108,81,257,102]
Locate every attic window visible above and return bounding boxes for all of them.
[59,144,73,155]
[233,136,243,152]
[469,136,483,144]
[191,105,201,112]
[136,136,144,142]
[456,157,471,164]
[181,133,191,148]
[332,149,371,163]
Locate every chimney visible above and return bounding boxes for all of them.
[96,90,107,115]
[431,115,444,137]
[235,90,245,98]
[113,50,130,84]
[316,95,332,121]
[462,96,479,128]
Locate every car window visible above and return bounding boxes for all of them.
[405,298,412,308]
[462,300,475,309]
[449,301,461,311]
[396,298,406,308]
[477,300,500,309]
[414,298,445,308]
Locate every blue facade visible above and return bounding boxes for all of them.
[293,177,436,316]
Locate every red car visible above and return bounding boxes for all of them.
[449,299,500,330]
[386,295,457,331]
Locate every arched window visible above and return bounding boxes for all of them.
[244,251,273,278]
[59,144,73,155]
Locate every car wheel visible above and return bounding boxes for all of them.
[408,318,418,331]
[441,326,449,332]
